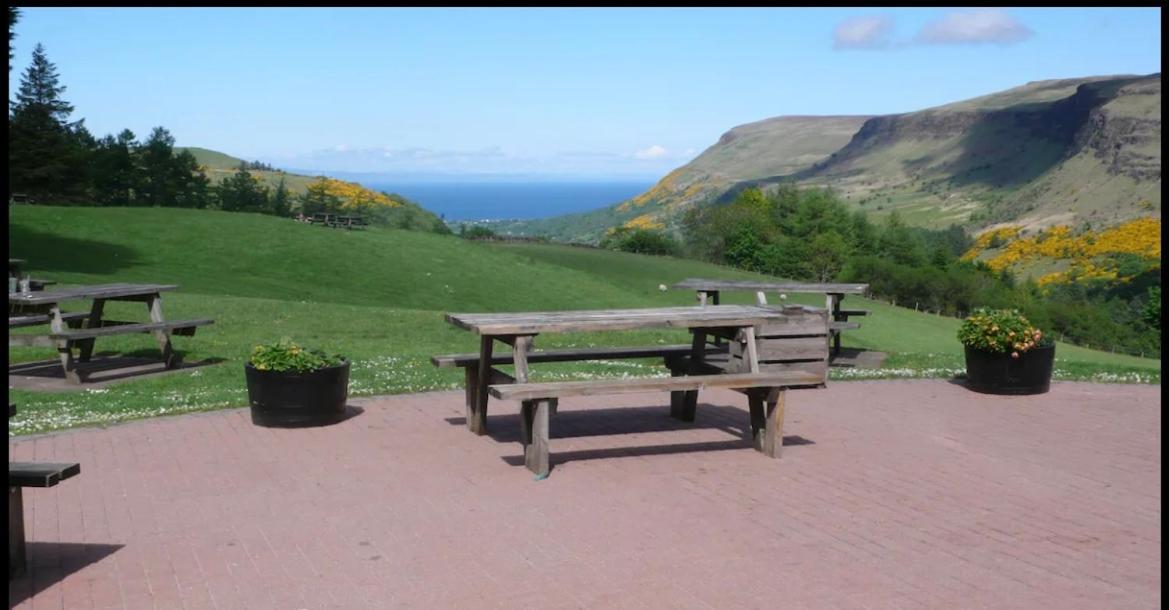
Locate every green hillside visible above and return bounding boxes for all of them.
[501,73,1161,243]
[177,146,323,195]
[8,207,1159,435]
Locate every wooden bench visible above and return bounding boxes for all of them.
[489,370,823,477]
[9,312,89,329]
[48,318,214,341]
[432,344,703,410]
[9,462,82,579]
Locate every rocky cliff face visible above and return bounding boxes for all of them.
[1074,79,1161,182]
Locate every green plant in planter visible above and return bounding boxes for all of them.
[958,308,1053,358]
[249,338,345,372]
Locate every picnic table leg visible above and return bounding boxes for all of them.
[145,293,179,368]
[49,304,82,384]
[520,398,554,478]
[9,486,26,578]
[470,335,494,434]
[76,298,106,362]
[747,387,785,458]
[828,293,843,358]
[672,329,706,422]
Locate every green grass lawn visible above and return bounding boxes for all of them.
[8,206,1160,435]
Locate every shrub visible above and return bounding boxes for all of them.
[249,339,345,373]
[958,308,1052,358]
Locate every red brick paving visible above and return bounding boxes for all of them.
[8,380,1161,609]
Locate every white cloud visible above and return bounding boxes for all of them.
[634,144,668,160]
[833,15,895,50]
[917,10,1034,45]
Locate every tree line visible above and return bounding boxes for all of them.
[602,185,1160,357]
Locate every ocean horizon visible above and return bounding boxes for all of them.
[361,181,654,221]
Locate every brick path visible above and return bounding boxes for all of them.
[8,380,1161,609]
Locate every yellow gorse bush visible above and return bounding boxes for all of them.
[963,218,1161,286]
[623,214,665,231]
[305,177,402,211]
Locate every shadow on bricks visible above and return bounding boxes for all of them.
[8,542,124,606]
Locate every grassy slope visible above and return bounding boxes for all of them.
[179,146,322,194]
[503,74,1161,243]
[8,207,1159,435]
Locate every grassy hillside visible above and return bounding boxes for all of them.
[491,116,871,243]
[8,207,1159,435]
[506,73,1161,243]
[178,146,322,194]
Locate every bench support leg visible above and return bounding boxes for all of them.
[49,304,82,384]
[77,299,106,362]
[748,387,785,458]
[463,367,478,413]
[9,486,26,579]
[469,336,493,435]
[520,398,554,478]
[146,295,179,368]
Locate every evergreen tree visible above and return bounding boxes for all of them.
[138,126,177,206]
[270,176,291,217]
[92,129,139,205]
[217,163,269,213]
[8,7,19,70]
[9,43,88,202]
[170,149,211,208]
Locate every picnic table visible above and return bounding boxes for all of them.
[8,283,213,384]
[435,304,828,477]
[309,213,367,229]
[673,279,870,358]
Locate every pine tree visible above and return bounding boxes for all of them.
[138,126,177,206]
[9,7,19,70]
[9,43,88,202]
[217,163,269,213]
[271,176,290,217]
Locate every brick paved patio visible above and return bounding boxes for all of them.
[8,380,1161,609]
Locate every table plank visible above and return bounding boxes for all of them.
[672,278,868,294]
[446,305,800,335]
[8,283,178,306]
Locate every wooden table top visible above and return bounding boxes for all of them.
[8,283,178,305]
[447,304,802,335]
[673,278,868,294]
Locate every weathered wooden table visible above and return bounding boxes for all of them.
[443,305,827,477]
[8,283,213,383]
[673,279,870,358]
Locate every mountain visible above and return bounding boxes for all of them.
[501,73,1160,242]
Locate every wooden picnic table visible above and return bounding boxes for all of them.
[673,278,870,358]
[442,304,827,477]
[8,283,213,384]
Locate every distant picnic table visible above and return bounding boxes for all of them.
[308,213,367,230]
[8,283,213,384]
[434,304,828,478]
[672,279,870,358]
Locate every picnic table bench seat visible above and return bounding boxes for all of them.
[8,312,89,329]
[9,462,82,579]
[48,318,214,341]
[489,370,822,401]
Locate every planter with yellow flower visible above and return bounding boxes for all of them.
[958,308,1055,395]
[245,339,349,427]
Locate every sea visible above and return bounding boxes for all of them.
[361,181,654,221]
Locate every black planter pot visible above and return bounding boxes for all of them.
[245,361,350,427]
[964,344,1055,395]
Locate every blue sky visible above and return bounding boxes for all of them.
[8,7,1162,180]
